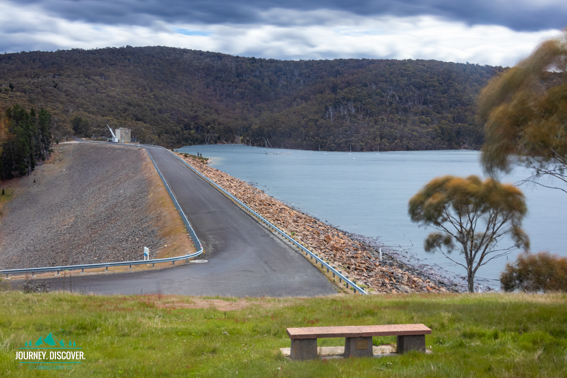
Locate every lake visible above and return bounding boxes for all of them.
[177,145,567,288]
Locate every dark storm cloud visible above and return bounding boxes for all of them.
[9,0,567,31]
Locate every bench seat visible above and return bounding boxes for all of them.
[286,324,431,360]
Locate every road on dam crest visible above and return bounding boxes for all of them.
[41,146,337,297]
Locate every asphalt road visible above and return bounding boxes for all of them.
[33,145,337,297]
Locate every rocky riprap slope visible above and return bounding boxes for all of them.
[0,144,164,269]
[178,154,457,293]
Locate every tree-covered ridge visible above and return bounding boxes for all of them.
[0,105,52,180]
[0,47,505,150]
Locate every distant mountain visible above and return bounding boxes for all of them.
[0,46,505,151]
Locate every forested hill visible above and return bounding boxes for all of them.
[0,46,505,151]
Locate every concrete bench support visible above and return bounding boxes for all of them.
[397,335,426,354]
[287,324,431,360]
[344,337,373,358]
[290,339,317,361]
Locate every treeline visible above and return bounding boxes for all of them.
[0,47,506,150]
[0,105,52,180]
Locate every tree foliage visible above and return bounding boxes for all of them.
[501,252,567,293]
[71,116,90,137]
[0,47,504,150]
[0,105,52,180]
[408,175,529,292]
[479,30,567,192]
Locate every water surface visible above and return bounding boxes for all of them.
[178,145,567,288]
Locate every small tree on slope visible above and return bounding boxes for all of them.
[408,175,530,292]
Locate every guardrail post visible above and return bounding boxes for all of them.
[81,269,84,274]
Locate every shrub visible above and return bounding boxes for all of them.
[21,279,50,293]
[501,252,567,292]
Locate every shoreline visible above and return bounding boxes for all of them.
[345,232,471,292]
[176,142,481,154]
[176,152,463,294]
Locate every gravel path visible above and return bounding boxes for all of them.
[0,144,164,269]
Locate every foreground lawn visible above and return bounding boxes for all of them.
[0,290,565,377]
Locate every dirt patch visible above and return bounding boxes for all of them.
[0,143,194,269]
[131,293,276,311]
[157,298,261,311]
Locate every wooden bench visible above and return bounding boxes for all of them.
[286,324,431,360]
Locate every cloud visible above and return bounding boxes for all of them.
[0,3,561,67]
[211,11,560,65]
[7,0,567,32]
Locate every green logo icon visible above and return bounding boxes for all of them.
[22,332,79,349]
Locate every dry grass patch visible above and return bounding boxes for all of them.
[144,152,196,260]
[157,299,255,311]
[136,294,294,312]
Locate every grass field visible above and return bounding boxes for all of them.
[0,290,565,377]
[0,187,14,217]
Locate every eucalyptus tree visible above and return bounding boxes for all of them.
[479,29,567,193]
[408,175,529,292]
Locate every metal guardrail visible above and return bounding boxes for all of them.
[146,148,202,252]
[169,149,368,295]
[1,145,203,277]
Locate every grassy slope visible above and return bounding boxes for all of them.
[0,291,565,377]
[0,188,13,217]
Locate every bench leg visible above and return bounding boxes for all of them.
[290,339,318,361]
[397,335,425,354]
[344,337,373,358]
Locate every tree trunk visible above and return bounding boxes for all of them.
[467,269,475,293]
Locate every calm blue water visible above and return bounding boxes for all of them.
[177,145,567,288]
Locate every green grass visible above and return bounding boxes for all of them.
[0,188,14,203]
[0,188,14,217]
[0,291,565,377]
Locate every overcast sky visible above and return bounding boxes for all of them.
[1,0,565,66]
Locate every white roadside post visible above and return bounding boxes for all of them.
[144,247,149,262]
